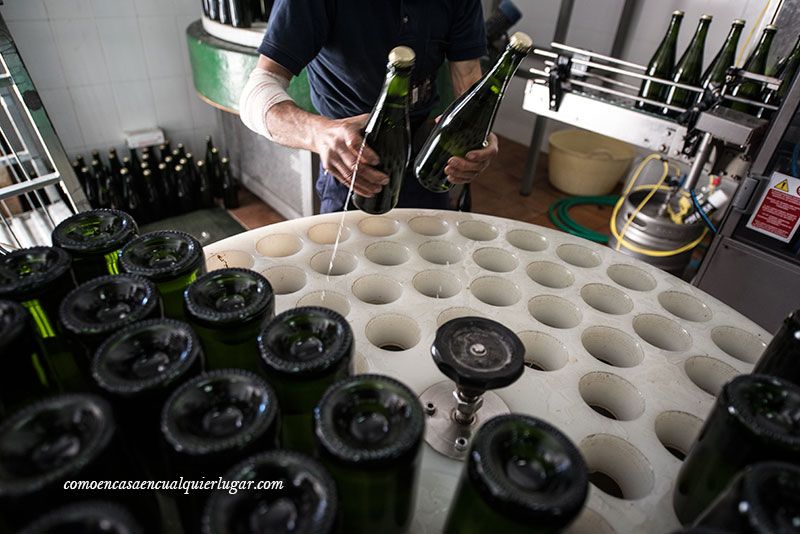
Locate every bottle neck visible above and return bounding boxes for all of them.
[366,64,411,136]
[745,31,776,72]
[665,15,683,46]
[690,20,711,51]
[386,64,412,97]
[491,46,526,84]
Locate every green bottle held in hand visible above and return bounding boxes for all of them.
[728,25,778,114]
[51,209,138,284]
[443,414,588,534]
[257,306,353,453]
[119,231,206,320]
[639,10,684,111]
[184,268,274,372]
[672,374,800,525]
[694,462,800,533]
[700,20,745,95]
[314,374,425,534]
[353,46,414,215]
[664,15,712,115]
[0,246,80,390]
[415,32,532,193]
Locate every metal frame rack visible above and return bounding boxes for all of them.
[0,16,87,252]
[694,73,800,332]
[520,41,776,201]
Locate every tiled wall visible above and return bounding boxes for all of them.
[1,0,220,160]
[493,0,780,147]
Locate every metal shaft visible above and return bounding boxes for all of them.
[452,388,484,425]
[682,132,714,193]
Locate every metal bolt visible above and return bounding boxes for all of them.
[424,402,437,416]
[469,343,487,357]
[454,437,469,451]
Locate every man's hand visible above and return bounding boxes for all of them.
[444,133,499,184]
[313,114,388,198]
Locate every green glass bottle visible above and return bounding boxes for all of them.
[415,32,533,193]
[700,20,745,92]
[51,209,138,284]
[0,300,51,413]
[184,268,274,372]
[258,306,353,453]
[161,368,280,533]
[752,309,800,385]
[18,501,143,534]
[92,318,203,474]
[353,46,414,215]
[694,462,800,533]
[664,15,712,115]
[119,231,206,320]
[673,374,800,525]
[197,160,215,209]
[638,11,684,111]
[59,274,161,362]
[314,374,424,534]
[760,35,800,118]
[0,246,81,391]
[729,25,778,114]
[0,394,157,532]
[201,451,337,534]
[443,414,588,534]
[221,157,240,209]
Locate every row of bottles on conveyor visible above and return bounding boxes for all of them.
[1,206,800,532]
[71,137,239,225]
[638,12,800,118]
[202,0,273,28]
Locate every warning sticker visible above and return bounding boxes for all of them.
[746,172,800,243]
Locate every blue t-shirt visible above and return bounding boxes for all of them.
[258,0,487,121]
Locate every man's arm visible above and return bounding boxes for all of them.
[444,59,500,185]
[240,55,388,198]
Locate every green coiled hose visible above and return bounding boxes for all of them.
[547,195,620,244]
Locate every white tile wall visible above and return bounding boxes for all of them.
[97,17,148,82]
[11,20,67,89]
[1,0,220,160]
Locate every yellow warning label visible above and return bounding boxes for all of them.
[775,179,790,192]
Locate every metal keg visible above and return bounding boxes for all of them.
[608,190,705,275]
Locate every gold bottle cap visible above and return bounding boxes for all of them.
[509,32,533,53]
[673,10,684,16]
[733,19,745,26]
[765,24,778,31]
[700,14,713,21]
[389,46,415,68]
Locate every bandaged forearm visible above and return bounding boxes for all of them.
[239,66,294,140]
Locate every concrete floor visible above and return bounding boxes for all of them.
[228,135,617,236]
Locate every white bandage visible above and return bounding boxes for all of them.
[239,66,294,140]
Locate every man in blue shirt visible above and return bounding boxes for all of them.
[240,0,499,213]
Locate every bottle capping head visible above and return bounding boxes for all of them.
[510,32,533,53]
[389,46,415,68]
